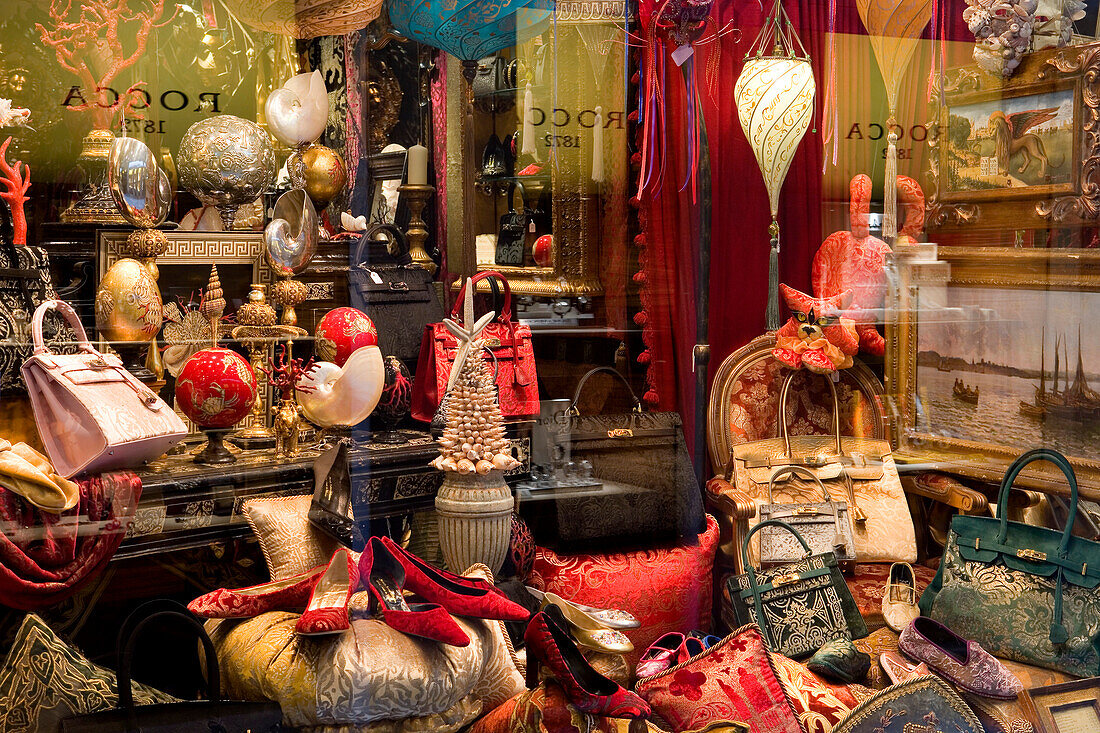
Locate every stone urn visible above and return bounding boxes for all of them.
[434,470,513,575]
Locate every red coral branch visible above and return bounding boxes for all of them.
[35,0,172,130]
[0,137,30,246]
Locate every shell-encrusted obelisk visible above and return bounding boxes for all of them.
[431,280,520,474]
[432,277,520,575]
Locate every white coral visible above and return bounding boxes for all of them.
[0,99,30,128]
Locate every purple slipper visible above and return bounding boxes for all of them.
[898,617,1022,700]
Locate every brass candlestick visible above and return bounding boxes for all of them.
[398,183,436,275]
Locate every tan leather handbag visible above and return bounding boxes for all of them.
[22,300,186,478]
[729,370,916,564]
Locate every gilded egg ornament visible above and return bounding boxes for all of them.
[288,143,347,207]
[95,258,164,342]
[175,347,257,429]
[177,115,276,229]
[315,307,377,366]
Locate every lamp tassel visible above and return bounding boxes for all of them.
[521,82,536,155]
[592,106,604,183]
[766,220,780,331]
[883,123,898,242]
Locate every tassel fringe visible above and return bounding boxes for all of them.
[765,222,780,331]
[883,128,898,242]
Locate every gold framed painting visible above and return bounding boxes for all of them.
[1019,677,1100,733]
[927,41,1100,232]
[887,245,1100,499]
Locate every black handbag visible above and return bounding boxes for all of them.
[496,182,532,266]
[60,600,283,732]
[473,54,517,113]
[518,367,705,552]
[349,223,444,367]
[726,520,868,659]
[0,209,73,392]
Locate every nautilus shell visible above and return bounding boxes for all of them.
[264,189,318,277]
[265,70,329,148]
[297,345,385,428]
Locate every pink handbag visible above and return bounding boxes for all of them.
[21,300,186,478]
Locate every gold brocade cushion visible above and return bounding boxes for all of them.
[242,494,339,579]
[207,571,524,729]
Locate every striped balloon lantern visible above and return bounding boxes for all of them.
[734,2,816,330]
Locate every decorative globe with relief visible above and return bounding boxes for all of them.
[315,307,377,366]
[177,115,276,227]
[175,347,257,428]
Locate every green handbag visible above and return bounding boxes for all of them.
[919,448,1100,677]
[726,519,868,659]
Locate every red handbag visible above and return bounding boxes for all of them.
[411,271,538,422]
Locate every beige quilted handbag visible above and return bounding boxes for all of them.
[728,370,916,564]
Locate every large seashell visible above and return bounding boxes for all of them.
[493,454,519,470]
[297,346,384,428]
[475,460,493,474]
[265,70,329,148]
[441,457,458,472]
[456,458,475,474]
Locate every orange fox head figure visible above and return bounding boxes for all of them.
[780,284,854,344]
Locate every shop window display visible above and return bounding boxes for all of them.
[0,0,1099,731]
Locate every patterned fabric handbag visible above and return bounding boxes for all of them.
[411,270,538,422]
[726,520,867,659]
[730,370,915,565]
[758,465,855,567]
[919,448,1100,677]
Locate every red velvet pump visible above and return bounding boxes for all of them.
[380,536,530,622]
[361,537,470,646]
[295,548,360,636]
[524,606,651,720]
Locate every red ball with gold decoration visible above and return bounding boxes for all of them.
[315,307,378,366]
[175,347,258,428]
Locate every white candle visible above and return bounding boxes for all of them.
[407,144,428,185]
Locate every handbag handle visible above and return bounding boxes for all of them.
[506,181,527,214]
[116,600,222,713]
[766,465,832,505]
[452,270,513,323]
[741,518,813,572]
[778,370,842,460]
[997,449,1079,557]
[568,366,642,416]
[352,223,411,266]
[32,299,94,354]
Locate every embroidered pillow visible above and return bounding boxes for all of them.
[0,614,175,733]
[242,494,339,579]
[771,653,857,733]
[635,624,802,733]
[832,675,982,733]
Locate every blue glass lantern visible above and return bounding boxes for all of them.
[389,0,550,65]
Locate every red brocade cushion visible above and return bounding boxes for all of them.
[469,680,617,733]
[527,515,719,667]
[635,624,802,733]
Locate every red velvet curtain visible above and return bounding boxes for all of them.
[638,0,971,459]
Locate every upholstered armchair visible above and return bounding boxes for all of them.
[704,334,988,631]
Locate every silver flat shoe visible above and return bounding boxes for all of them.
[525,587,640,629]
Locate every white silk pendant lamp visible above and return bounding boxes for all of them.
[734,0,815,330]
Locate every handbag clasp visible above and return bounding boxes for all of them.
[388,281,409,291]
[773,573,801,587]
[607,428,634,438]
[1017,548,1047,562]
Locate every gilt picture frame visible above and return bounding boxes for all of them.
[887,245,1100,500]
[927,40,1100,231]
[1019,677,1100,733]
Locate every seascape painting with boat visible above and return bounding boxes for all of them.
[914,287,1100,464]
